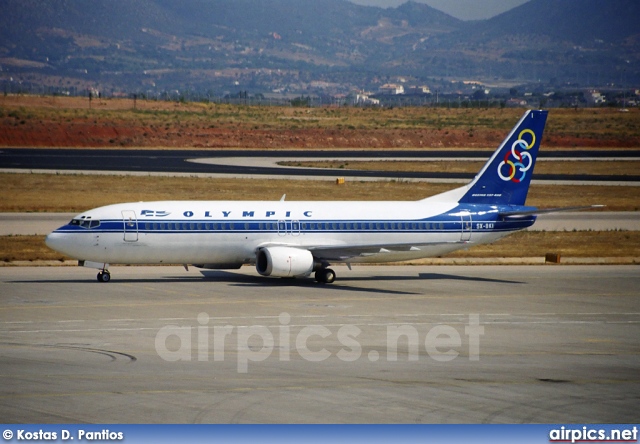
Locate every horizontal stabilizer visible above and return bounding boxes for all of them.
[499,205,605,218]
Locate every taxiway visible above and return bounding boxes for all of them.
[0,265,638,423]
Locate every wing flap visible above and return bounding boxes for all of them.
[307,240,468,261]
[256,240,467,261]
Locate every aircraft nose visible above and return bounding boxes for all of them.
[45,231,66,254]
[45,232,56,249]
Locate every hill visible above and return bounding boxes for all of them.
[0,0,637,96]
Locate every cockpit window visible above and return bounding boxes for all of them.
[69,218,100,229]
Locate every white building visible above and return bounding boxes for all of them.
[379,83,404,95]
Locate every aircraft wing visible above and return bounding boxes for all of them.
[309,241,468,261]
[260,240,468,262]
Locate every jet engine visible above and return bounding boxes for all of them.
[256,246,314,277]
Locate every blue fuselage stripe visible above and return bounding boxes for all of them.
[54,217,535,234]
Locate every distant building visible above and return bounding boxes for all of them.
[587,90,606,105]
[378,83,404,95]
[407,85,431,95]
[354,93,380,106]
[505,98,527,107]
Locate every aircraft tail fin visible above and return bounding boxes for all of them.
[458,110,548,206]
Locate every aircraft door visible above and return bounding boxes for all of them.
[122,210,139,242]
[460,212,472,242]
[277,220,287,237]
[277,220,300,236]
[291,220,300,236]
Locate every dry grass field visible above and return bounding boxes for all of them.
[1,172,638,263]
[1,95,639,148]
[1,173,638,212]
[1,96,638,262]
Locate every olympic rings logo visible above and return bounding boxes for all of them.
[497,129,536,182]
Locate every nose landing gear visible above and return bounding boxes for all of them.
[97,270,111,283]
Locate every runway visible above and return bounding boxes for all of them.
[0,265,638,423]
[2,148,640,183]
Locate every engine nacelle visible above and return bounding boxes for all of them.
[256,246,314,277]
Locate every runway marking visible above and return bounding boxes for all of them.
[0,295,483,311]
[2,312,639,325]
[1,376,639,402]
[3,318,639,334]
[1,292,638,312]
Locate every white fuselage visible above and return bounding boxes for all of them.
[45,199,529,267]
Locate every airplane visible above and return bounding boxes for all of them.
[45,109,600,284]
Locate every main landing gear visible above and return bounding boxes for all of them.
[97,270,111,283]
[314,268,336,284]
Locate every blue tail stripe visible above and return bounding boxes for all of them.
[459,110,548,206]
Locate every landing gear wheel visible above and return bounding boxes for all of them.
[315,268,336,284]
[97,271,111,283]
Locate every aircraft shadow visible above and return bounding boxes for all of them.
[421,272,524,284]
[9,271,523,288]
[202,271,525,290]
[197,271,419,295]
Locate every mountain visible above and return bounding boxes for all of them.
[472,0,640,44]
[446,0,640,85]
[0,0,637,95]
